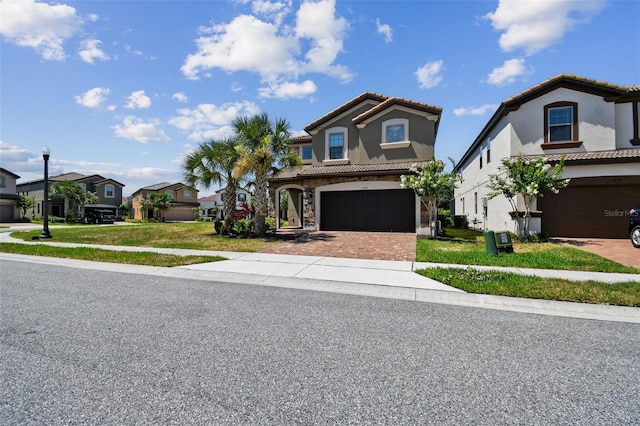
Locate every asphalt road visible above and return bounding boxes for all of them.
[1,259,639,425]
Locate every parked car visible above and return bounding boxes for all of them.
[630,204,640,249]
[84,209,116,224]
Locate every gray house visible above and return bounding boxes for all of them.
[17,172,125,219]
[0,168,21,222]
[269,92,442,233]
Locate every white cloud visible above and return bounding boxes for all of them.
[485,0,606,55]
[181,0,351,93]
[252,0,292,26]
[0,0,82,60]
[258,79,317,99]
[295,0,351,80]
[172,92,188,103]
[113,116,170,143]
[125,90,151,109]
[74,87,113,109]
[181,14,298,80]
[169,101,260,141]
[487,58,530,86]
[78,38,110,64]
[415,60,444,89]
[453,104,499,117]
[376,18,393,43]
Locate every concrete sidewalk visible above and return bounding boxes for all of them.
[1,230,639,324]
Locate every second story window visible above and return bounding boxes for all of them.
[301,145,313,161]
[325,127,347,160]
[184,190,191,199]
[237,193,247,202]
[382,118,409,143]
[105,184,114,198]
[545,102,578,143]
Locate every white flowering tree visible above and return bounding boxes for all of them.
[488,154,570,238]
[401,159,461,237]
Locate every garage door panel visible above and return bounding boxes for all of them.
[541,182,639,238]
[321,189,414,232]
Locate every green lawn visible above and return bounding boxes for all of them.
[11,221,282,252]
[417,234,638,274]
[0,242,224,267]
[417,267,640,307]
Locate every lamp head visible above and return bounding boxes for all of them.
[42,146,51,160]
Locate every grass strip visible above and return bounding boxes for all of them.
[0,243,225,267]
[416,239,638,274]
[417,267,640,307]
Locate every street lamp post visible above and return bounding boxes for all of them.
[40,146,52,239]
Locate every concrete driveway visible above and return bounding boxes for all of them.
[552,237,639,269]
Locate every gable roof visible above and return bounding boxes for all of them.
[304,92,388,133]
[0,168,20,179]
[352,96,442,134]
[454,74,634,171]
[198,194,218,202]
[17,171,124,187]
[131,182,196,197]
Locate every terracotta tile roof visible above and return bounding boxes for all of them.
[304,92,388,132]
[271,161,429,181]
[352,97,442,123]
[198,194,218,202]
[50,172,88,181]
[289,135,312,144]
[502,74,628,105]
[518,148,640,163]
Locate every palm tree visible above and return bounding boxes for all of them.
[233,113,301,236]
[50,180,83,220]
[148,192,175,221]
[183,138,242,229]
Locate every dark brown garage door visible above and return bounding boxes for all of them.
[540,176,640,238]
[320,189,415,232]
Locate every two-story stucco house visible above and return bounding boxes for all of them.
[269,92,442,234]
[16,172,125,220]
[0,168,21,222]
[131,182,199,221]
[454,74,640,239]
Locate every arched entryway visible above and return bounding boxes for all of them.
[274,184,305,230]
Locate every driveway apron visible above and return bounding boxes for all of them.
[552,238,640,269]
[260,231,416,261]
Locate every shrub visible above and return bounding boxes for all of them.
[453,215,468,229]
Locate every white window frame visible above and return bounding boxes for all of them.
[105,184,115,198]
[324,126,348,164]
[381,118,411,149]
[184,190,191,199]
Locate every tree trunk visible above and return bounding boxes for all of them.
[223,185,236,229]
[253,170,268,236]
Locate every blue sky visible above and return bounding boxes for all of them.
[1,0,638,196]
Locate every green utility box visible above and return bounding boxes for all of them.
[483,230,498,256]
[494,230,514,253]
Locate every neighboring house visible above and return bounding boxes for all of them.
[131,182,199,221]
[0,168,21,222]
[16,172,125,219]
[269,92,442,233]
[215,187,253,220]
[453,74,640,239]
[197,194,220,220]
